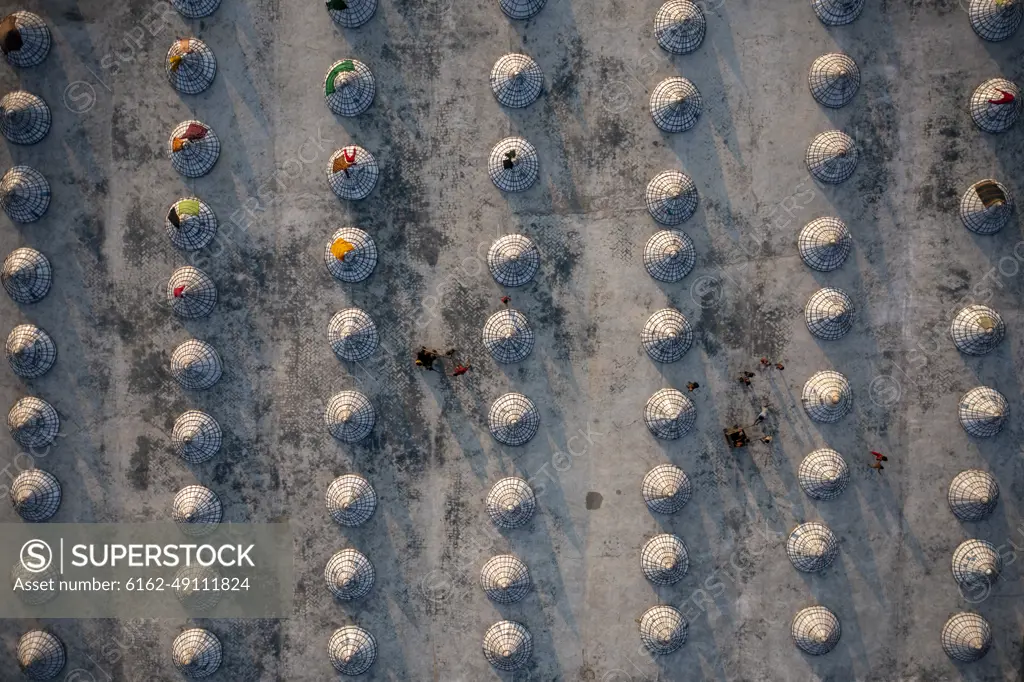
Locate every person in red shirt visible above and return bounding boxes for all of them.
[452,364,471,376]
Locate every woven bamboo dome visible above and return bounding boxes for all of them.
[327,146,378,200]
[806,131,858,184]
[487,234,540,286]
[641,464,692,514]
[17,630,65,681]
[6,324,56,378]
[10,468,60,522]
[958,386,1008,437]
[328,308,378,362]
[0,91,50,144]
[324,59,375,116]
[2,247,51,303]
[173,565,222,612]
[792,606,841,656]
[168,120,220,178]
[488,393,540,446]
[639,605,687,655]
[970,78,1021,133]
[644,389,696,440]
[941,612,992,662]
[970,0,1022,41]
[486,477,536,529]
[650,77,702,133]
[0,165,50,223]
[326,0,378,28]
[798,217,852,271]
[950,305,1005,355]
[959,179,1014,234]
[328,626,378,675]
[11,560,57,605]
[646,170,698,225]
[640,534,689,585]
[325,548,375,600]
[325,391,376,443]
[490,54,543,108]
[480,554,531,603]
[327,474,377,526]
[786,522,839,572]
[812,0,865,25]
[165,38,216,94]
[483,621,533,671]
[642,309,693,363]
[1,12,51,68]
[165,197,217,251]
[808,53,860,108]
[798,449,849,501]
[489,137,539,192]
[172,485,223,536]
[171,628,222,679]
[805,288,855,340]
[654,0,706,54]
[324,227,377,282]
[7,396,58,449]
[170,339,223,390]
[644,230,696,282]
[483,309,535,363]
[172,0,221,18]
[948,469,999,522]
[499,0,547,19]
[952,539,1002,589]
[801,370,852,423]
[171,410,222,464]
[167,267,217,319]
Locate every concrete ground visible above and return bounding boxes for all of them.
[1,0,1023,679]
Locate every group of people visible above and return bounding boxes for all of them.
[415,347,470,376]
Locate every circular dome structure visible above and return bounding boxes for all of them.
[650,78,702,133]
[971,78,1021,133]
[172,0,221,18]
[172,485,223,536]
[324,227,377,283]
[173,565,222,612]
[170,339,223,390]
[959,179,1014,234]
[958,386,1008,437]
[654,0,706,54]
[490,54,543,108]
[487,234,540,286]
[171,628,222,678]
[328,626,378,675]
[165,38,216,94]
[486,477,536,529]
[941,612,992,662]
[489,137,539,192]
[644,230,696,282]
[327,146,378,200]
[10,468,60,521]
[324,59,375,117]
[801,370,853,423]
[786,522,839,573]
[171,410,222,464]
[798,449,850,501]
[17,630,65,681]
[167,267,217,319]
[327,0,378,28]
[168,120,220,178]
[480,554,531,603]
[1,12,51,68]
[11,560,57,605]
[812,0,865,25]
[328,308,379,362]
[804,288,855,340]
[791,606,841,656]
[488,393,540,446]
[645,170,698,225]
[798,217,852,272]
[640,534,689,585]
[948,470,999,522]
[499,0,546,19]
[327,474,377,526]
[950,305,1005,355]
[325,391,376,443]
[165,197,217,251]
[641,464,692,514]
[642,309,693,363]
[0,165,50,223]
[644,389,696,440]
[806,131,858,184]
[483,309,535,363]
[952,539,1002,589]
[7,396,58,449]
[2,247,51,304]
[483,621,533,671]
[808,53,860,108]
[969,0,1022,41]
[0,91,50,145]
[639,605,687,655]
[6,324,56,378]
[325,548,375,600]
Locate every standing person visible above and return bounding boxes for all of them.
[760,435,773,444]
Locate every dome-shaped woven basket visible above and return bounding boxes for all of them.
[489,137,539,192]
[329,626,378,675]
[792,606,841,655]
[325,391,376,443]
[798,217,851,271]
[655,0,706,54]
[172,628,222,678]
[950,305,1005,355]
[166,197,217,251]
[487,234,540,286]
[1,12,51,68]
[650,77,702,133]
[958,386,1008,437]
[170,339,223,390]
[490,54,543,108]
[798,449,849,501]
[166,39,216,94]
[483,621,533,671]
[171,410,222,464]
[324,59,376,117]
[7,396,58,449]
[327,146,378,200]
[327,0,378,28]
[0,91,50,144]
[17,630,65,681]
[808,53,860,108]
[168,121,220,178]
[11,560,57,604]
[970,0,1022,41]
[483,309,535,363]
[786,522,839,572]
[10,468,61,522]
[970,78,1021,133]
[806,131,858,184]
[952,539,1002,588]
[325,548,375,600]
[6,324,56,378]
[172,0,221,18]
[639,605,688,655]
[167,267,217,319]
[325,227,377,282]
[642,309,693,363]
[2,247,51,304]
[801,370,852,423]
[480,554,531,603]
[0,165,50,223]
[642,464,692,514]
[941,612,992,662]
[173,565,223,612]
[959,179,1014,234]
[486,477,536,529]
[805,288,855,340]
[641,534,689,585]
[172,485,223,536]
[644,389,696,439]
[646,170,698,225]
[812,0,865,25]
[948,469,999,522]
[327,474,377,526]
[488,393,540,446]
[644,230,696,282]
[499,0,547,19]
[328,308,379,362]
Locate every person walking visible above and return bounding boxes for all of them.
[871,451,888,463]
[870,460,884,472]
[738,375,751,386]
[775,363,785,371]
[761,435,773,444]
[752,405,769,426]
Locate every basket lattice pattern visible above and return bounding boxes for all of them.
[640,534,689,585]
[486,477,536,529]
[654,0,706,54]
[166,39,217,94]
[804,288,855,340]
[959,179,1014,234]
[645,170,698,225]
[798,217,851,271]
[947,469,999,522]
[329,626,378,675]
[0,165,50,223]
[644,389,696,439]
[487,234,540,286]
[0,91,50,144]
[958,386,1008,437]
[801,370,852,423]
[167,267,217,319]
[791,606,841,655]
[325,548,375,600]
[327,146,379,200]
[325,59,376,116]
[642,464,692,514]
[786,522,839,572]
[483,309,535,363]
[172,628,222,678]
[499,0,547,19]
[2,12,51,68]
[325,391,376,442]
[480,554,531,603]
[642,309,693,363]
[941,612,991,662]
[650,77,702,132]
[10,468,61,522]
[327,474,377,526]
[806,130,858,184]
[952,539,1002,588]
[798,449,849,501]
[172,0,221,18]
[482,621,533,670]
[17,630,65,680]
[166,198,218,251]
[970,78,1021,133]
[489,137,539,192]
[969,0,1022,41]
[488,393,540,446]
[808,53,860,108]
[950,305,1005,355]
[168,120,220,178]
[2,247,51,304]
[172,485,223,536]
[6,324,57,378]
[639,605,687,654]
[7,396,59,449]
[325,227,377,282]
[171,339,223,390]
[490,54,543,108]
[644,230,695,282]
[327,0,378,28]
[172,410,222,463]
[812,0,865,25]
